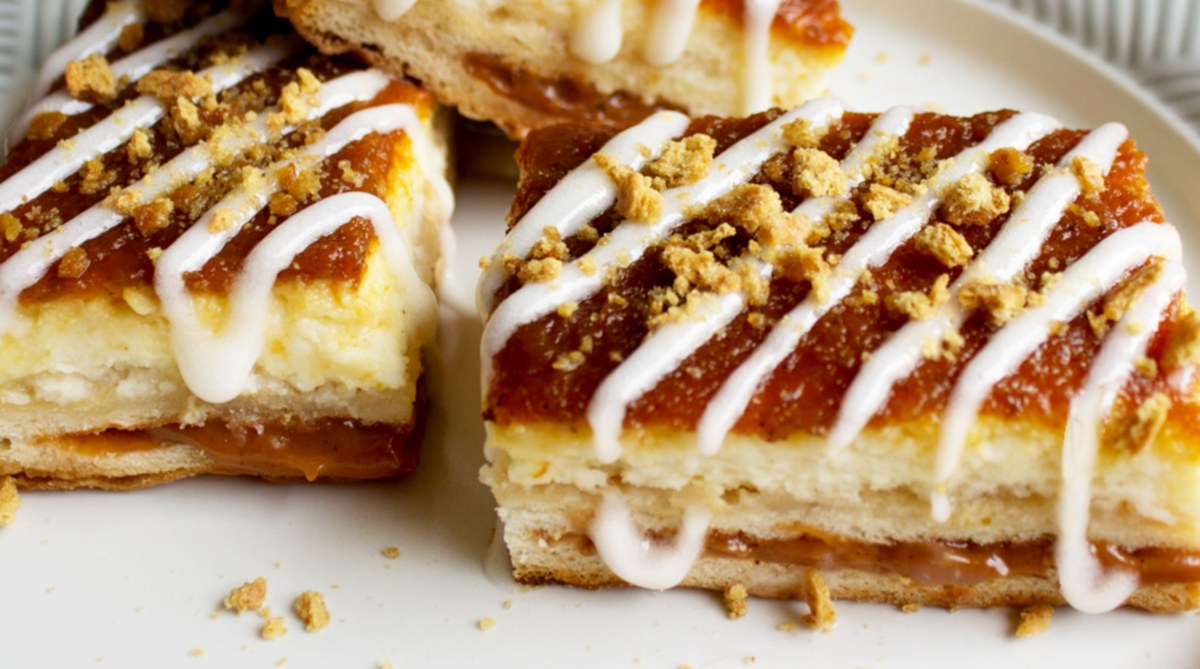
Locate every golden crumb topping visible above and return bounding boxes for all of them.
[65,54,116,104]
[942,173,1010,226]
[914,222,973,268]
[381,546,401,559]
[791,148,847,199]
[802,570,835,633]
[136,69,212,101]
[1106,392,1170,454]
[1071,155,1105,195]
[170,97,205,144]
[0,213,22,243]
[594,154,663,224]
[662,246,740,295]
[957,278,1028,325]
[862,183,911,221]
[644,134,716,189]
[224,578,268,614]
[293,591,330,632]
[780,117,822,147]
[27,111,67,141]
[127,128,153,162]
[776,246,831,300]
[145,0,188,23]
[517,257,562,283]
[703,183,783,235]
[0,477,19,527]
[57,247,90,279]
[886,274,950,321]
[133,198,174,235]
[261,616,287,640]
[530,226,568,261]
[1164,310,1200,369]
[723,584,748,620]
[118,22,144,52]
[1015,604,1053,638]
[988,148,1034,187]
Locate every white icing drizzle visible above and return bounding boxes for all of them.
[372,0,418,21]
[695,111,1062,456]
[933,222,1183,522]
[480,98,844,391]
[1056,257,1184,613]
[29,0,145,101]
[588,491,712,590]
[156,101,446,403]
[586,107,917,463]
[0,70,392,334]
[10,10,245,145]
[827,123,1130,454]
[0,38,297,217]
[475,109,690,317]
[570,0,625,65]
[740,0,784,114]
[642,0,701,65]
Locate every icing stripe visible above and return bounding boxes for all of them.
[588,491,711,590]
[0,70,391,334]
[586,107,916,463]
[696,111,1062,456]
[480,98,844,391]
[932,222,1184,522]
[643,0,702,65]
[0,38,297,217]
[827,123,1130,453]
[1057,258,1184,613]
[571,0,625,64]
[28,0,144,101]
[10,10,245,144]
[741,0,784,114]
[156,101,443,402]
[475,110,690,316]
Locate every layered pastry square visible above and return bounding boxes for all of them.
[275,0,852,137]
[0,0,451,488]
[479,102,1200,612]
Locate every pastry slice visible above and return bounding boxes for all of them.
[0,0,452,489]
[479,102,1200,613]
[275,0,852,138]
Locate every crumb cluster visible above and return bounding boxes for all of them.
[1015,604,1053,638]
[0,476,19,526]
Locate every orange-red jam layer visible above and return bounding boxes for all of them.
[1,7,434,303]
[484,110,1198,438]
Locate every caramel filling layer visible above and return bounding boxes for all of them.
[60,412,424,481]
[555,530,1200,587]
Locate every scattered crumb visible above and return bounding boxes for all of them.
[135,69,212,101]
[781,117,822,147]
[886,274,950,321]
[1015,604,1053,638]
[1,478,21,526]
[863,183,911,221]
[57,247,91,279]
[914,222,973,268]
[1164,310,1200,369]
[1071,155,1105,194]
[516,257,562,283]
[595,154,663,224]
[776,246,831,300]
[293,591,330,632]
[557,300,580,318]
[900,603,921,614]
[791,148,847,198]
[957,278,1028,325]
[644,134,716,189]
[803,570,835,632]
[127,128,153,163]
[723,583,748,619]
[478,617,496,631]
[188,649,204,658]
[529,226,568,261]
[381,546,401,559]
[65,54,116,104]
[942,173,1010,226]
[275,659,288,668]
[775,622,797,633]
[662,246,740,295]
[1107,393,1171,453]
[989,148,1034,187]
[171,97,204,144]
[0,212,22,244]
[224,578,267,614]
[261,617,287,640]
[503,599,514,610]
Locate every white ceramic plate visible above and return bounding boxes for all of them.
[4,1,1200,667]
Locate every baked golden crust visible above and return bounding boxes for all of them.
[479,103,1200,612]
[0,0,450,488]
